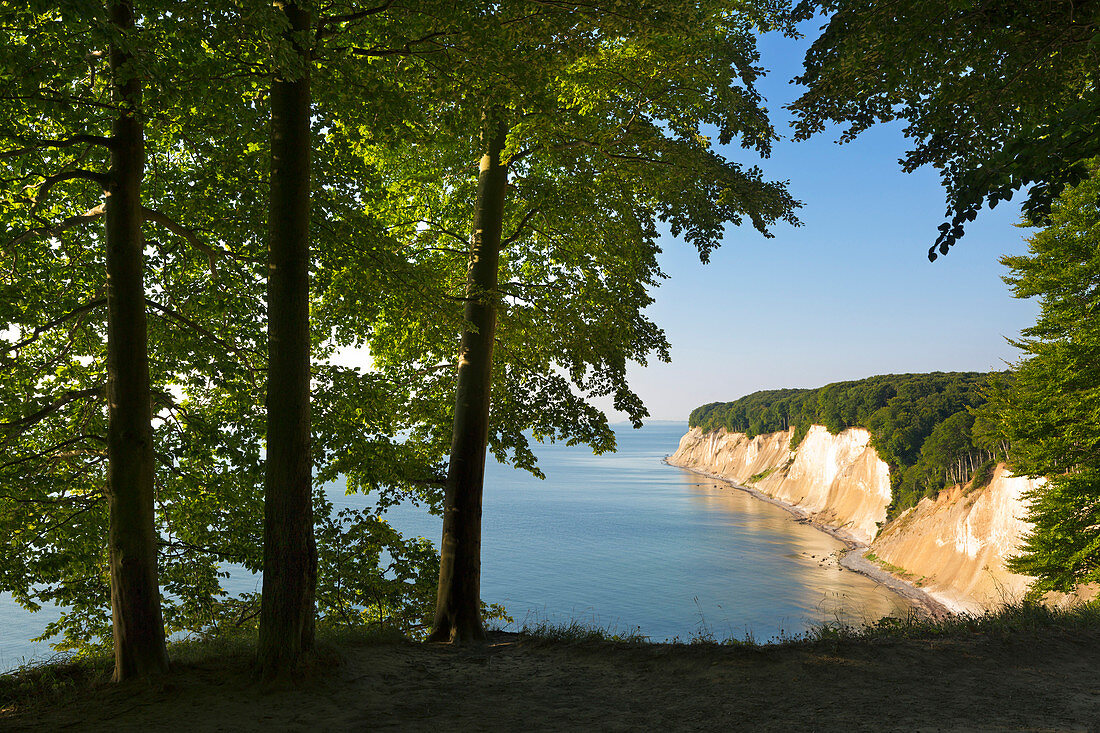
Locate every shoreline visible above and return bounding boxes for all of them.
[663,458,953,620]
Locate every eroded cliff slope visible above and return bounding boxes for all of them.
[669,426,1044,612]
[669,425,890,545]
[869,465,1038,613]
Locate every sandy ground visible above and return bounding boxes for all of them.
[4,627,1100,732]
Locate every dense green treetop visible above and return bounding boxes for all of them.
[978,165,1100,594]
[0,0,256,647]
[0,0,442,648]
[790,0,1100,259]
[689,372,1000,514]
[319,0,800,475]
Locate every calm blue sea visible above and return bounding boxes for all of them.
[0,422,913,671]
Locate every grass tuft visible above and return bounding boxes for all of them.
[518,619,649,645]
[797,600,1100,646]
[0,651,112,715]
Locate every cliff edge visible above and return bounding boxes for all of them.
[669,425,1044,613]
[669,425,890,545]
[870,464,1037,612]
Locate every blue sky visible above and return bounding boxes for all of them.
[614,27,1039,421]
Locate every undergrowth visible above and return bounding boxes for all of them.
[4,601,1098,718]
[0,624,402,717]
[517,601,1100,649]
[518,619,649,645]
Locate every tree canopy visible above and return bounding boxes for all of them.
[0,0,803,667]
[791,0,1100,259]
[689,372,1000,514]
[978,164,1100,594]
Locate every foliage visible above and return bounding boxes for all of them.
[791,0,1100,259]
[0,0,803,655]
[0,1,443,652]
[318,0,802,477]
[315,507,439,637]
[979,166,1100,594]
[689,372,1001,513]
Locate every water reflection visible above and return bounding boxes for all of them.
[677,472,913,631]
[0,424,919,671]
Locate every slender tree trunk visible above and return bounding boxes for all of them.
[258,0,316,681]
[104,0,169,681]
[428,110,509,644]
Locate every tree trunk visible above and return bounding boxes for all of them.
[428,110,509,644]
[105,0,169,682]
[257,0,316,681]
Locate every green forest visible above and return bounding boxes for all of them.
[0,0,1098,702]
[688,371,1004,515]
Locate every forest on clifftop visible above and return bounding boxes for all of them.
[688,372,1005,514]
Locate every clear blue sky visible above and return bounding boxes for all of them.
[611,27,1038,422]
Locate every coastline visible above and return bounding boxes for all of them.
[663,458,954,620]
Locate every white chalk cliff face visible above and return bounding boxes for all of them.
[669,425,890,545]
[869,465,1039,613]
[669,426,1046,613]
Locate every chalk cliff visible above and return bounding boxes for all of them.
[669,425,890,545]
[669,426,1045,613]
[869,465,1038,613]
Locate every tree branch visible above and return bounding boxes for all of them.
[502,208,540,247]
[3,298,106,354]
[316,0,395,38]
[6,203,106,248]
[145,298,260,376]
[0,434,108,473]
[411,219,469,247]
[0,387,105,439]
[348,32,448,58]
[1,135,113,159]
[141,206,220,278]
[31,169,107,208]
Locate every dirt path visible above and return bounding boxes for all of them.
[6,627,1099,732]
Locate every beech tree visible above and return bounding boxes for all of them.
[1,0,798,663]
[791,0,1100,259]
[257,0,317,680]
[319,0,800,642]
[0,0,176,679]
[0,0,450,669]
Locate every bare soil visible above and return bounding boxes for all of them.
[4,627,1099,732]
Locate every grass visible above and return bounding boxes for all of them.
[4,601,1098,719]
[520,601,1100,651]
[0,650,112,717]
[769,600,1100,652]
[0,623,407,717]
[518,619,649,645]
[747,466,777,484]
[865,551,914,578]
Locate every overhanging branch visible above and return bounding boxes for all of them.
[0,386,104,440]
[316,0,395,38]
[3,298,106,354]
[141,206,220,278]
[145,298,260,377]
[6,203,106,248]
[1,135,113,160]
[31,169,107,209]
[502,208,539,247]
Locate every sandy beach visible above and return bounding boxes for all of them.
[665,460,954,619]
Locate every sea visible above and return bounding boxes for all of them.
[0,422,914,672]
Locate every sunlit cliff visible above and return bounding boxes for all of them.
[669,426,1045,613]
